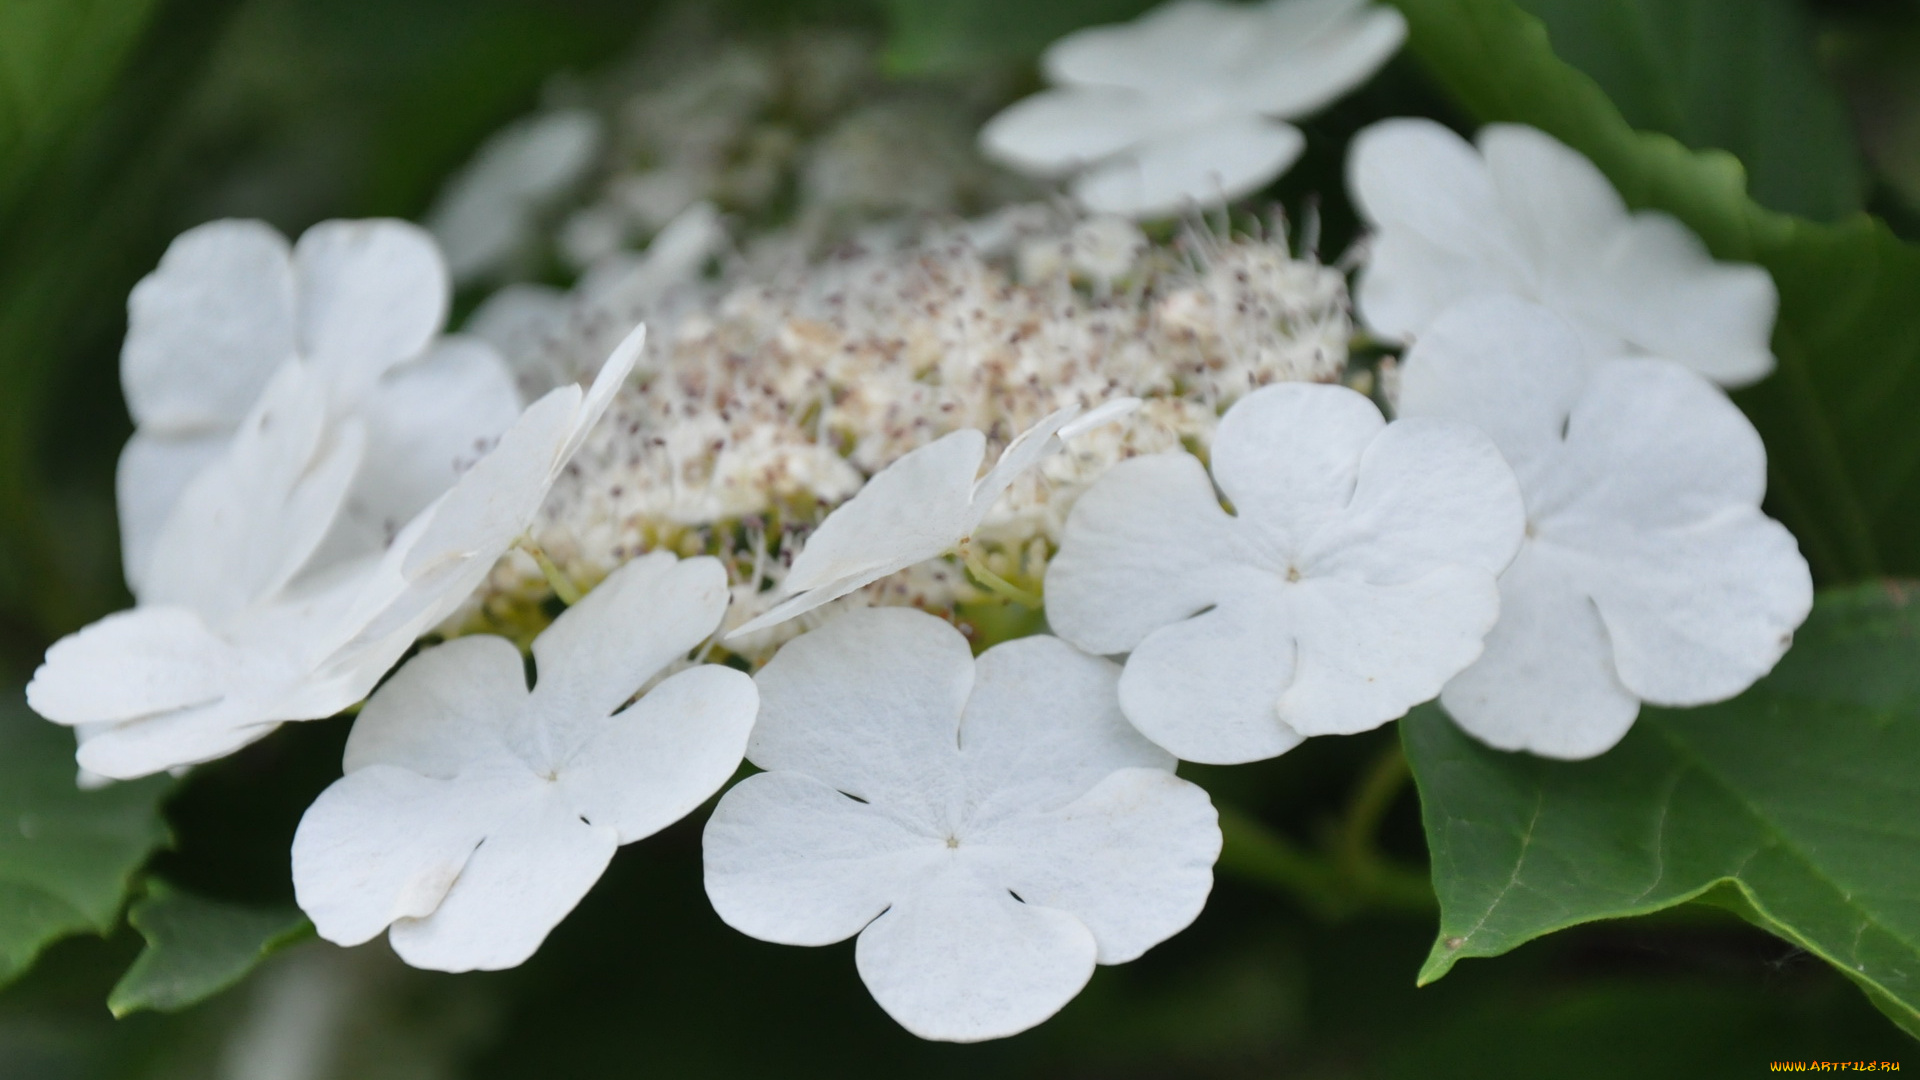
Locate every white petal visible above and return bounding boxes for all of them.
[965,404,1079,532]
[1576,213,1777,387]
[291,764,503,947]
[28,607,234,725]
[1441,542,1641,759]
[704,770,938,946]
[1275,568,1501,737]
[1072,117,1303,218]
[115,431,225,599]
[399,388,579,581]
[1209,382,1383,548]
[141,363,364,618]
[1394,294,1592,490]
[1044,0,1261,91]
[1236,0,1407,117]
[1301,415,1524,582]
[1347,118,1533,341]
[381,325,636,637]
[1542,360,1811,705]
[1479,124,1777,385]
[341,335,522,544]
[728,431,982,638]
[1118,592,1306,764]
[561,664,757,843]
[387,787,618,972]
[341,635,528,778]
[979,88,1167,177]
[975,768,1218,963]
[121,219,296,433]
[292,220,448,401]
[747,608,970,826]
[1046,453,1254,656]
[787,430,980,593]
[855,867,1097,1043]
[959,636,1172,823]
[530,553,729,726]
[1056,397,1141,440]
[558,322,644,468]
[75,708,283,781]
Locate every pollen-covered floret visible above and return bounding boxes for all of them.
[470,213,1352,655]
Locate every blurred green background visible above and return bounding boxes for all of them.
[1,0,1915,1075]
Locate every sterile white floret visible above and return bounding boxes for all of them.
[1347,118,1779,387]
[1396,296,1813,759]
[1045,381,1524,764]
[703,608,1219,1042]
[981,0,1406,218]
[115,218,521,595]
[27,326,643,780]
[725,402,1135,638]
[293,552,755,971]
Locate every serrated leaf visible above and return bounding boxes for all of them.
[1402,583,1920,1035]
[0,688,172,986]
[1513,0,1862,221]
[107,882,311,1017]
[1386,0,1920,585]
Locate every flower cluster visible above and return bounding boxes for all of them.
[26,0,1817,1047]
[30,219,639,781]
[468,203,1353,655]
[1349,121,1812,756]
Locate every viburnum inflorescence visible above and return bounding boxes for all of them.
[21,0,1822,1049]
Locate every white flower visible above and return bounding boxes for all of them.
[293,552,755,972]
[704,608,1219,1042]
[115,218,521,596]
[725,402,1134,638]
[1045,382,1524,764]
[1068,215,1149,283]
[27,327,643,780]
[1347,118,1779,387]
[1396,296,1813,759]
[426,109,603,282]
[980,0,1406,218]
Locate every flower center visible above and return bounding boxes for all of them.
[1285,565,1302,583]
[945,835,960,849]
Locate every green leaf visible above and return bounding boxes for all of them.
[1512,0,1862,221]
[1403,583,1920,1034]
[1386,0,1920,585]
[880,0,1156,75]
[106,882,311,1017]
[0,0,161,217]
[0,688,171,987]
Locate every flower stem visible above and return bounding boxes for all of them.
[958,541,1043,608]
[1213,741,1431,919]
[1215,803,1432,919]
[519,538,584,606]
[1336,741,1410,876]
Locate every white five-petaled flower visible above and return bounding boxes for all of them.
[726,402,1136,638]
[704,608,1219,1042]
[27,325,644,780]
[1045,382,1524,764]
[1397,296,1813,759]
[116,219,523,596]
[1348,118,1779,387]
[293,552,755,972]
[981,0,1406,218]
